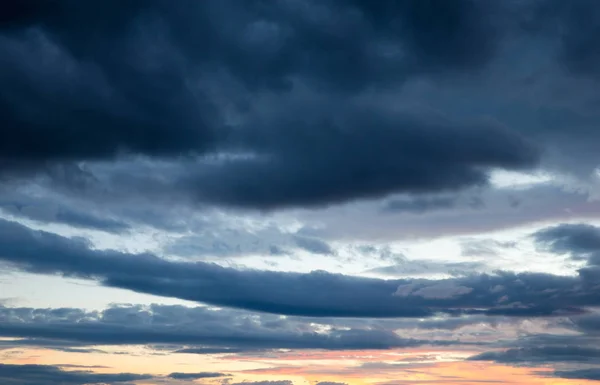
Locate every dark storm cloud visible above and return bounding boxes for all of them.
[531,0,600,78]
[0,0,501,95]
[187,106,538,209]
[533,223,600,265]
[0,304,442,351]
[0,0,220,165]
[1,219,599,318]
[344,0,502,78]
[0,0,543,210]
[559,10,600,78]
[0,363,151,385]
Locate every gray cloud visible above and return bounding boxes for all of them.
[0,304,439,351]
[294,183,600,242]
[230,382,292,385]
[534,223,600,265]
[471,343,600,381]
[0,338,98,353]
[0,219,598,318]
[383,196,457,214]
[164,230,288,259]
[164,227,333,259]
[553,368,600,380]
[0,362,229,385]
[571,312,600,334]
[0,190,130,233]
[174,347,247,355]
[467,313,600,381]
[167,372,227,380]
[366,260,484,278]
[293,235,333,255]
[470,346,600,365]
[0,363,151,385]
[461,239,516,258]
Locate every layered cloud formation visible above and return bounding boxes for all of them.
[2,1,600,384]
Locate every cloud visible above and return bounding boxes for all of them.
[0,219,598,318]
[2,1,600,214]
[394,282,473,299]
[4,2,600,382]
[538,1,600,79]
[292,183,600,243]
[167,372,227,380]
[293,235,333,255]
[383,196,457,214]
[534,223,600,254]
[0,363,225,385]
[571,312,600,334]
[0,1,220,166]
[471,344,600,381]
[0,190,130,233]
[0,0,545,210]
[230,382,292,385]
[553,368,600,380]
[367,260,484,278]
[534,223,600,265]
[467,316,600,380]
[164,229,289,259]
[0,304,438,351]
[316,382,347,385]
[174,347,247,355]
[179,103,537,210]
[460,239,517,258]
[470,346,600,365]
[0,337,100,352]
[163,225,334,259]
[0,0,500,103]
[0,363,151,385]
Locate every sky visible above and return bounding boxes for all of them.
[2,0,600,384]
